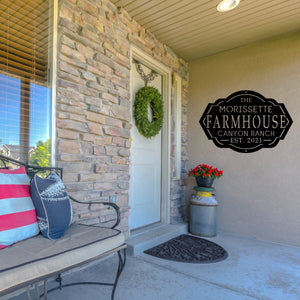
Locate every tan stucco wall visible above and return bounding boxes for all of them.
[188,31,300,246]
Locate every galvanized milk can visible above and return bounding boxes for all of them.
[189,186,218,237]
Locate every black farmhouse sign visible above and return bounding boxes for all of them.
[199,91,293,153]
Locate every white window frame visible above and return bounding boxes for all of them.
[50,0,58,166]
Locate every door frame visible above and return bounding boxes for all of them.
[130,45,171,227]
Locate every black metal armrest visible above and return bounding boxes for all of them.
[0,154,63,178]
[69,196,121,229]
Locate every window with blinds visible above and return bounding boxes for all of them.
[0,0,53,166]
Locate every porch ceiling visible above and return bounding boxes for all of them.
[111,0,300,61]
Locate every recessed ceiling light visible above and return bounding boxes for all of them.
[217,0,240,12]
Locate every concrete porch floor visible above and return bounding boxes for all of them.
[7,232,300,300]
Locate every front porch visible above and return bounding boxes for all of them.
[1,0,299,299]
[8,231,300,300]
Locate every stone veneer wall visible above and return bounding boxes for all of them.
[56,0,189,236]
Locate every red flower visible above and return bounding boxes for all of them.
[187,163,223,179]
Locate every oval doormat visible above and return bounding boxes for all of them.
[144,234,228,263]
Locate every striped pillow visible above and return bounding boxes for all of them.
[0,167,39,249]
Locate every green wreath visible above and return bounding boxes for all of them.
[134,86,164,138]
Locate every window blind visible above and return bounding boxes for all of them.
[0,0,49,82]
[0,0,52,164]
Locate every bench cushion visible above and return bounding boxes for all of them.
[0,224,125,295]
[0,167,39,249]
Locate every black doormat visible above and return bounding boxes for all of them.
[144,234,228,263]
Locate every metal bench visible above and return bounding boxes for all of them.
[0,155,126,300]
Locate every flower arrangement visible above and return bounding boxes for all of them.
[187,163,223,179]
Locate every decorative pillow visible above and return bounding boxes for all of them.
[0,167,39,249]
[30,172,72,240]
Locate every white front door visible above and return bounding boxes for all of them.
[129,61,163,230]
